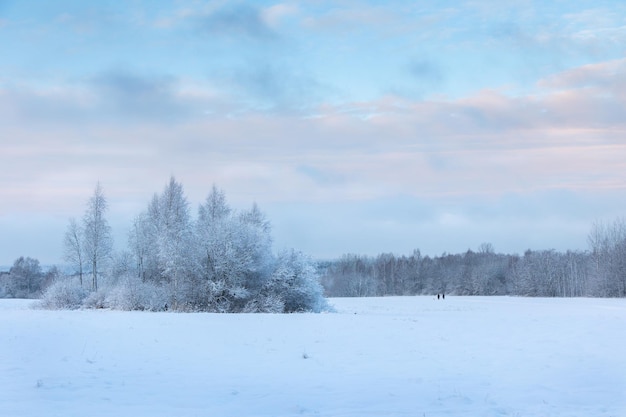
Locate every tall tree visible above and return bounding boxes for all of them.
[82,182,113,291]
[63,217,84,286]
[128,212,152,282]
[237,202,273,291]
[196,185,231,279]
[143,177,193,308]
[199,185,231,225]
[194,185,236,309]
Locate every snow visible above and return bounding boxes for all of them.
[2,296,625,416]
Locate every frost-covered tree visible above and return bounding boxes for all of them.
[267,250,326,313]
[199,185,231,224]
[588,218,626,296]
[194,189,274,311]
[236,203,273,292]
[194,185,235,309]
[144,177,193,308]
[82,182,113,291]
[128,212,154,282]
[506,249,589,297]
[196,186,231,282]
[6,256,43,298]
[63,217,84,286]
[456,248,508,296]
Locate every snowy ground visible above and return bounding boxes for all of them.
[2,296,625,417]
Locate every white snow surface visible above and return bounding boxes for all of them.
[2,296,625,417]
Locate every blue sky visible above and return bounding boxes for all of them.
[1,0,626,265]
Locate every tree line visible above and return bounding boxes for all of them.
[37,178,327,313]
[319,220,626,298]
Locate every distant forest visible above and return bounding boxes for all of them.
[318,220,626,298]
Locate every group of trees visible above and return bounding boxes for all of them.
[63,182,113,292]
[588,219,626,297]
[319,248,507,298]
[41,177,327,313]
[320,219,626,299]
[0,257,59,298]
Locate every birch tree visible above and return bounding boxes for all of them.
[82,182,113,291]
[63,217,84,286]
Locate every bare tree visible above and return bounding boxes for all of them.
[588,218,626,296]
[128,212,152,282]
[63,217,84,286]
[82,182,113,291]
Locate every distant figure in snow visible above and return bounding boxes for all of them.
[442,293,445,300]
[437,294,440,300]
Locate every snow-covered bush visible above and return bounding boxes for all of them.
[82,288,109,309]
[243,293,285,313]
[38,278,88,310]
[269,250,328,313]
[106,275,168,311]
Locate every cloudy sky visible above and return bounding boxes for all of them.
[1,0,626,265]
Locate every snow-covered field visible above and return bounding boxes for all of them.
[2,296,625,417]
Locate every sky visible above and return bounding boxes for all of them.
[1,0,626,266]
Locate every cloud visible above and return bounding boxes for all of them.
[301,3,401,35]
[215,63,327,111]
[402,58,447,97]
[563,8,626,44]
[89,71,194,122]
[537,58,626,91]
[0,83,94,127]
[0,71,227,128]
[296,165,345,187]
[409,59,445,84]
[2,59,626,213]
[261,3,299,28]
[195,3,278,40]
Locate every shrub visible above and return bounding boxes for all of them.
[82,289,109,309]
[242,293,285,313]
[269,250,329,313]
[106,275,168,311]
[38,279,88,310]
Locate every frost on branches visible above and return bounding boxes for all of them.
[41,177,328,313]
